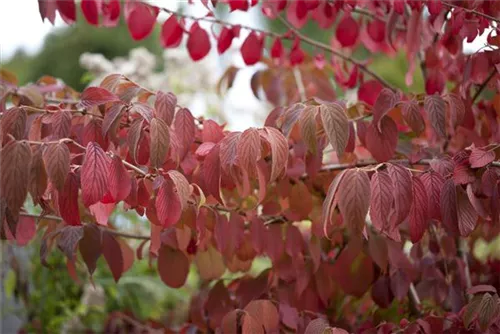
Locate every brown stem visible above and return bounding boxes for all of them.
[442,2,500,24]
[408,283,422,317]
[19,212,150,240]
[276,15,395,91]
[472,70,496,103]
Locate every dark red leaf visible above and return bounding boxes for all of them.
[81,0,99,25]
[358,80,383,106]
[158,245,190,288]
[336,13,359,47]
[388,163,413,225]
[79,224,102,275]
[43,142,70,191]
[369,170,394,231]
[457,186,478,236]
[56,0,76,24]
[409,176,428,243]
[217,26,234,54]
[1,140,31,215]
[57,226,83,261]
[372,88,398,128]
[338,169,371,235]
[421,171,444,220]
[107,155,131,203]
[425,94,446,138]
[102,231,134,282]
[402,100,425,135]
[58,172,81,226]
[366,116,398,162]
[80,87,119,108]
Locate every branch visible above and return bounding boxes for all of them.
[19,212,150,240]
[275,15,395,91]
[442,2,500,25]
[472,70,496,103]
[408,283,422,317]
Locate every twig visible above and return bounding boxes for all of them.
[472,70,496,103]
[408,283,422,317]
[19,212,150,240]
[293,67,307,101]
[442,2,500,25]
[458,238,473,301]
[276,15,395,91]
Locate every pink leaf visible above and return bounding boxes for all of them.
[81,142,109,207]
[366,116,398,162]
[80,87,119,108]
[470,148,495,168]
[338,169,371,235]
[369,170,394,231]
[388,163,413,225]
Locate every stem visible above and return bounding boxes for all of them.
[293,67,307,101]
[442,2,500,24]
[472,70,496,103]
[408,283,422,317]
[19,212,150,240]
[276,15,395,91]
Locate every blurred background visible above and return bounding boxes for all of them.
[0,1,496,333]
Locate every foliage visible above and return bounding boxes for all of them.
[2,0,500,333]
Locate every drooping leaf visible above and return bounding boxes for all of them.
[78,224,102,275]
[456,186,478,236]
[58,172,81,226]
[260,127,288,181]
[127,118,144,163]
[402,100,425,135]
[366,116,398,162]
[43,142,70,190]
[126,2,158,40]
[369,170,394,231]
[440,179,459,234]
[336,13,359,47]
[425,94,446,138]
[156,178,182,227]
[158,245,190,288]
[445,93,465,128]
[102,231,134,282]
[1,107,27,140]
[204,144,223,203]
[51,110,72,140]
[408,176,428,243]
[241,32,263,65]
[149,117,170,168]
[0,140,31,215]
[320,102,349,156]
[463,294,483,328]
[194,245,225,280]
[338,169,371,234]
[167,170,191,210]
[299,106,318,154]
[29,146,47,204]
[102,103,124,136]
[57,226,83,261]
[372,88,398,128]
[81,142,109,207]
[107,155,131,203]
[155,91,176,126]
[161,15,183,48]
[237,127,261,175]
[304,318,329,334]
[173,108,195,160]
[478,293,498,331]
[387,163,413,225]
[421,171,444,220]
[187,22,211,61]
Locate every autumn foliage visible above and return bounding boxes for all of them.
[2,0,500,333]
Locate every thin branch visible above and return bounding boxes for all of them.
[408,283,422,317]
[19,212,150,240]
[472,70,496,103]
[442,2,500,24]
[293,67,307,101]
[275,15,395,91]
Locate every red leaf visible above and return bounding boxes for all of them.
[38,0,56,24]
[237,127,261,174]
[127,118,144,163]
[1,107,27,140]
[279,304,298,331]
[43,142,70,191]
[83,118,109,150]
[126,3,158,41]
[102,231,134,282]
[155,91,176,126]
[156,178,182,227]
[457,186,478,236]
[467,285,498,295]
[149,117,170,168]
[58,172,81,226]
[289,182,313,220]
[15,216,36,246]
[78,224,102,275]
[101,0,120,27]
[402,100,425,135]
[425,94,446,138]
[336,13,359,47]
[51,110,72,140]
[366,116,398,162]
[358,80,383,106]
[81,0,99,25]
[244,300,280,333]
[338,169,371,234]
[299,106,318,154]
[161,15,183,48]
[229,0,249,11]
[79,87,119,108]
[322,169,347,233]
[130,102,153,123]
[260,127,288,181]
[204,144,223,203]
[56,0,76,24]
[202,120,224,143]
[445,93,465,128]
[369,170,394,231]
[1,140,31,215]
[102,103,124,136]
[81,142,109,207]
[388,163,413,225]
[304,319,329,334]
[217,26,234,54]
[372,88,398,128]
[271,37,284,60]
[470,148,495,168]
[173,108,195,160]
[108,155,131,203]
[158,245,190,288]
[57,226,83,261]
[421,171,444,220]
[440,179,459,235]
[241,32,263,65]
[409,176,428,243]
[187,22,211,61]
[320,102,349,156]
[29,146,48,204]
